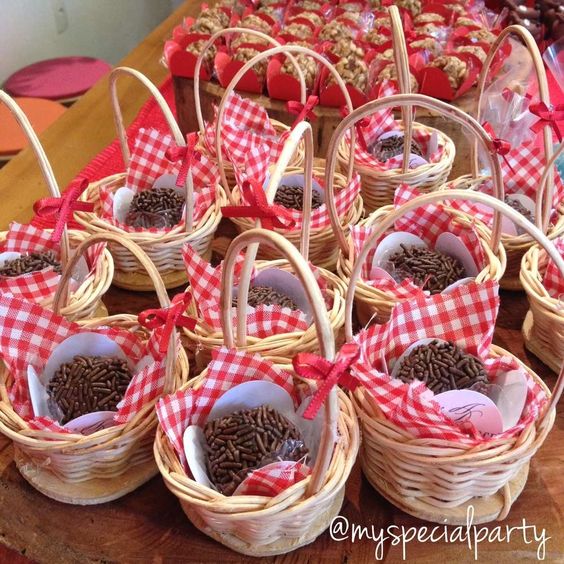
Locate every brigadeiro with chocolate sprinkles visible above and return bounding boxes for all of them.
[233,286,299,311]
[0,251,62,277]
[395,339,489,394]
[274,184,323,211]
[125,187,185,229]
[370,134,423,163]
[47,355,133,425]
[204,405,309,495]
[387,243,466,294]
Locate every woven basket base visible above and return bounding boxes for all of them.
[179,487,345,557]
[14,449,158,505]
[362,459,529,525]
[112,268,188,292]
[522,311,561,374]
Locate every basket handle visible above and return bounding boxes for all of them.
[471,25,553,233]
[231,120,315,346]
[535,141,564,233]
[194,27,305,136]
[344,189,564,424]
[389,5,413,175]
[216,44,356,203]
[52,232,177,394]
[110,67,198,234]
[220,227,336,496]
[325,93,505,257]
[0,90,71,271]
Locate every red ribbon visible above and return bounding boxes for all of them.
[293,343,361,420]
[32,178,93,243]
[286,95,319,130]
[482,122,514,173]
[529,102,564,142]
[165,132,200,188]
[138,293,196,355]
[340,106,371,151]
[221,179,296,230]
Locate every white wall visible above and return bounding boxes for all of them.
[0,0,180,83]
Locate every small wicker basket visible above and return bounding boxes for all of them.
[218,43,362,270]
[0,90,113,321]
[184,120,346,370]
[155,227,359,556]
[75,66,225,291]
[448,25,564,291]
[0,232,189,505]
[521,142,564,373]
[326,93,506,324]
[346,189,564,525]
[336,7,455,212]
[193,27,306,190]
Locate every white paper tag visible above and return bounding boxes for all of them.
[489,369,528,430]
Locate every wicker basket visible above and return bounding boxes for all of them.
[336,7,455,212]
[0,232,189,505]
[193,27,306,191]
[448,24,564,291]
[326,93,506,324]
[184,120,346,370]
[155,227,359,556]
[520,142,564,373]
[74,66,225,291]
[0,91,113,321]
[346,188,564,524]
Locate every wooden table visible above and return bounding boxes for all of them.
[0,2,562,562]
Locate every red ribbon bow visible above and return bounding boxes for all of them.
[165,132,200,188]
[529,102,564,142]
[286,96,319,130]
[482,122,514,173]
[32,178,93,243]
[340,106,371,151]
[138,293,196,355]
[293,343,361,420]
[221,179,296,230]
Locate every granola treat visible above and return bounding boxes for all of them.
[467,29,497,44]
[285,22,314,40]
[429,55,468,90]
[233,48,267,80]
[396,0,422,16]
[231,32,269,50]
[241,14,272,34]
[415,23,445,36]
[455,45,487,63]
[296,0,323,9]
[186,40,217,66]
[319,20,355,41]
[375,48,394,63]
[454,16,481,28]
[411,38,442,57]
[414,13,445,25]
[331,38,365,60]
[190,9,229,35]
[377,64,419,92]
[329,56,368,90]
[445,3,466,14]
[281,53,318,90]
[290,11,324,28]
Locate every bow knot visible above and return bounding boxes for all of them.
[286,96,319,130]
[529,102,564,142]
[293,343,361,420]
[221,179,296,230]
[165,132,200,187]
[482,122,514,173]
[32,178,93,243]
[139,293,196,355]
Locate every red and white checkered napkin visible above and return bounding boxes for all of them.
[0,223,104,302]
[350,281,548,445]
[183,245,328,337]
[98,127,218,233]
[156,346,311,496]
[542,236,564,299]
[203,92,286,169]
[444,141,564,227]
[0,294,168,432]
[350,184,486,299]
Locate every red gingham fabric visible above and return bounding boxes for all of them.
[0,223,105,302]
[203,92,285,169]
[182,245,328,336]
[156,347,311,496]
[98,127,218,234]
[234,460,310,496]
[350,281,548,445]
[444,141,564,227]
[350,184,486,299]
[231,144,272,190]
[0,295,168,430]
[542,237,564,299]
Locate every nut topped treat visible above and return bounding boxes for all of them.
[0,251,62,276]
[414,13,445,25]
[455,45,487,63]
[454,16,481,28]
[363,29,390,46]
[319,20,355,41]
[231,32,269,50]
[331,37,365,60]
[285,22,314,40]
[375,48,394,63]
[232,47,268,79]
[329,56,368,90]
[190,8,230,34]
[394,340,489,394]
[376,64,419,92]
[429,55,468,90]
[281,54,318,90]
[233,286,300,310]
[240,14,272,34]
[467,29,497,44]
[296,0,323,9]
[411,38,442,57]
[387,244,466,293]
[415,23,445,36]
[186,40,217,66]
[395,0,422,16]
[372,16,391,28]
[125,188,185,229]
[290,11,324,28]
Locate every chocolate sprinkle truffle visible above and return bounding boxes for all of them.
[233,285,299,310]
[274,184,323,210]
[0,251,62,276]
[125,187,185,229]
[370,134,423,163]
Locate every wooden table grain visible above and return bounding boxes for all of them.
[0,2,562,563]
